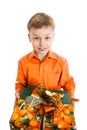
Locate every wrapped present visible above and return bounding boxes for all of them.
[10,85,76,130]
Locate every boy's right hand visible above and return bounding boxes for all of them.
[15,92,20,99]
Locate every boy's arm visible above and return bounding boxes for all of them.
[15,60,27,97]
[60,59,75,97]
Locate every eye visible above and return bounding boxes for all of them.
[45,36,51,40]
[34,37,39,40]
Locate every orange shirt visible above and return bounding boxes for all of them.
[15,51,75,97]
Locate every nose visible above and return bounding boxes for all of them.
[39,38,44,46]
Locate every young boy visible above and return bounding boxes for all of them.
[15,12,75,103]
[10,12,79,130]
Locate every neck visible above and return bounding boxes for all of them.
[38,54,46,61]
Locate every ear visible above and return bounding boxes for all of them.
[28,33,31,42]
[53,33,55,37]
[52,33,55,41]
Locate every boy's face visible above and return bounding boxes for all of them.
[28,26,54,59]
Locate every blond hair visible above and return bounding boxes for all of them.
[27,12,55,31]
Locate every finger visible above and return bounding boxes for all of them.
[71,97,80,102]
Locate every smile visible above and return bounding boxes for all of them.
[38,48,46,51]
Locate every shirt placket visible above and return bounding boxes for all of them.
[39,62,44,86]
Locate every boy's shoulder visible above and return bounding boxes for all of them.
[18,51,33,61]
[51,51,68,67]
[51,51,66,61]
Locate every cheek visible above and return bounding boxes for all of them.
[47,42,52,48]
[32,42,38,48]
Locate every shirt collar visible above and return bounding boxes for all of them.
[29,51,38,59]
[48,51,58,60]
[29,50,58,60]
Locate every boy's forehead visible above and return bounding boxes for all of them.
[30,26,54,36]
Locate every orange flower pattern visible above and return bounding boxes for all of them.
[10,87,76,130]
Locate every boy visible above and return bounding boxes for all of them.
[15,12,75,103]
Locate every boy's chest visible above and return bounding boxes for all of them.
[26,61,62,89]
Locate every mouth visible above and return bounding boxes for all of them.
[38,48,46,51]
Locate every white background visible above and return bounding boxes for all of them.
[0,0,87,129]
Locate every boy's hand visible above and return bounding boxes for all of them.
[71,97,79,109]
[15,92,20,99]
[71,97,80,102]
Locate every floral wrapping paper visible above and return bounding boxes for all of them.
[10,85,76,130]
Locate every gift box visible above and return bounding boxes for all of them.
[10,85,76,130]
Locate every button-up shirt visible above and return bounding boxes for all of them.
[15,51,75,97]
